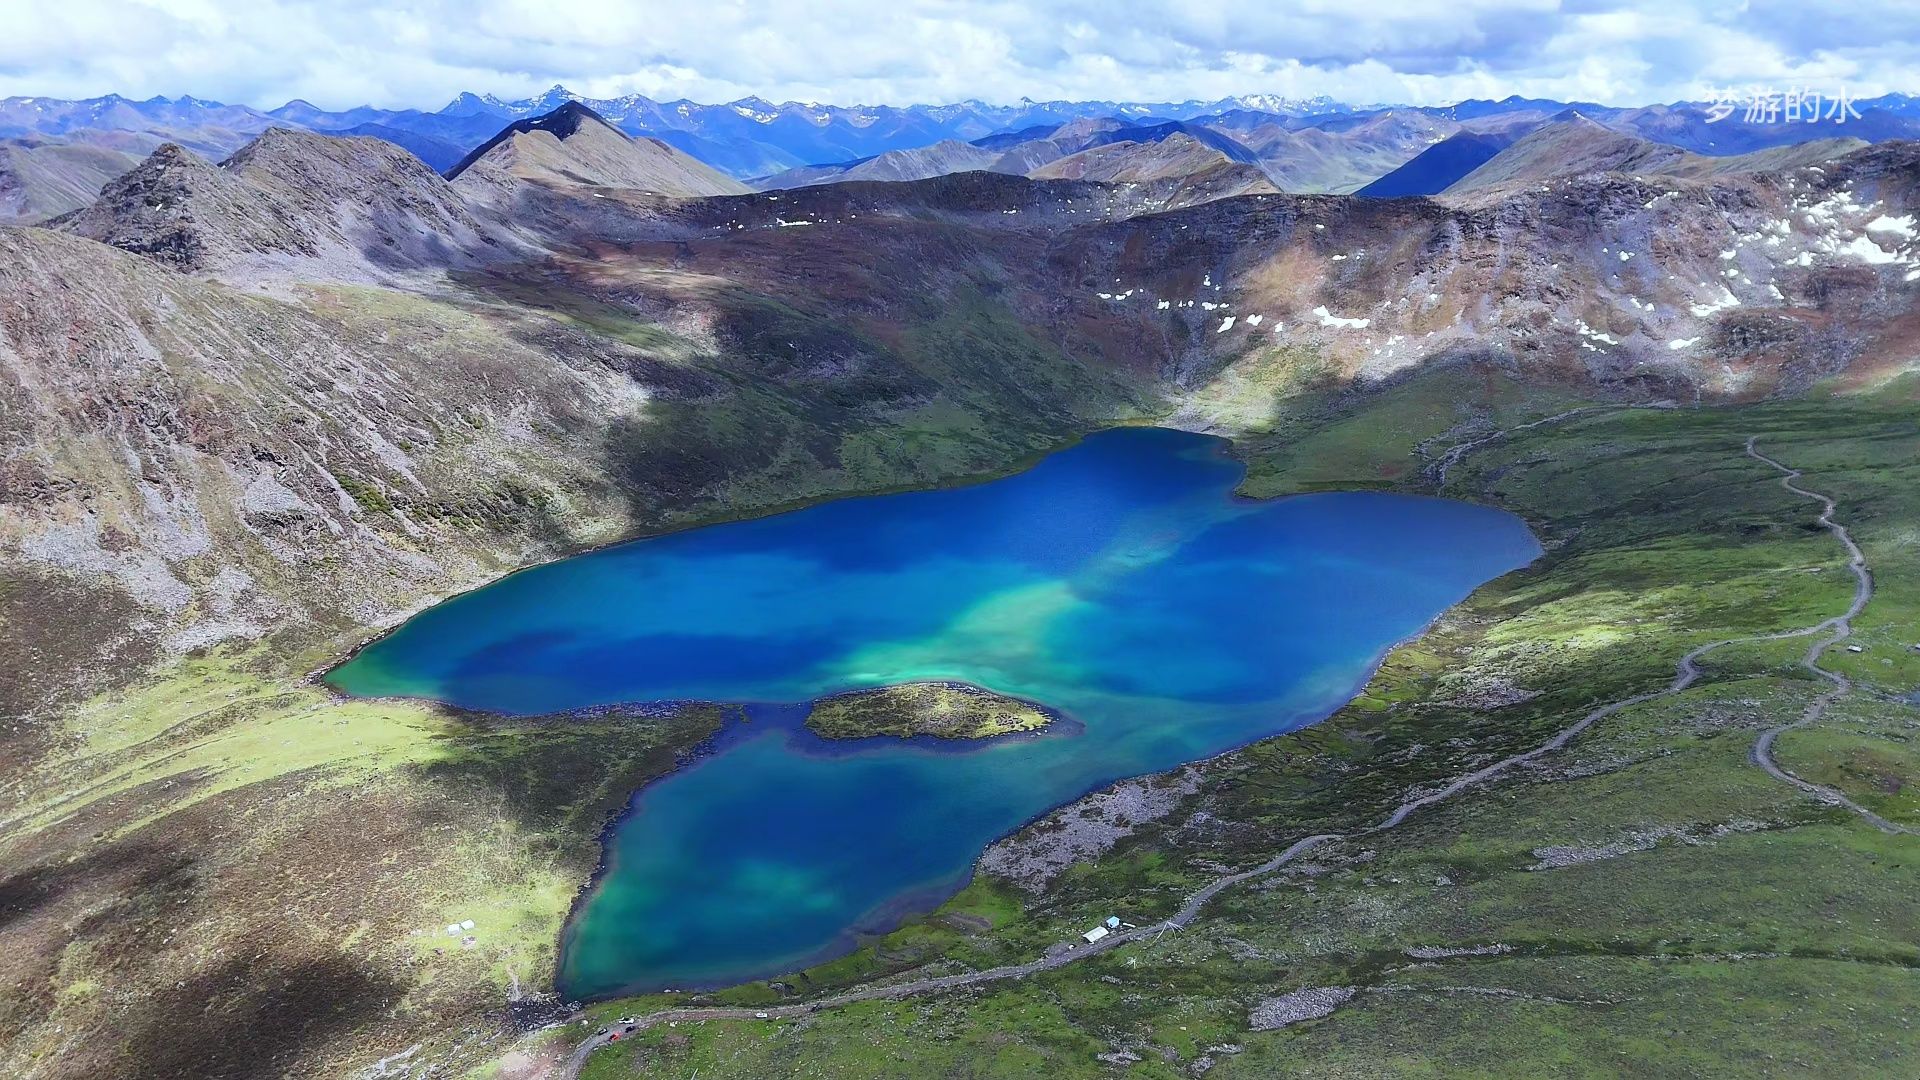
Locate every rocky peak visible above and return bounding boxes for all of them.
[525,100,609,139]
[445,102,616,181]
[447,102,747,197]
[58,141,310,271]
[61,128,502,277]
[224,125,451,193]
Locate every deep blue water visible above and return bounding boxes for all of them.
[329,428,1540,997]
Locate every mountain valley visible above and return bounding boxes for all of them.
[1,90,1918,1079]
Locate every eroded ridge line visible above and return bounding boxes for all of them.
[549,431,1905,1077]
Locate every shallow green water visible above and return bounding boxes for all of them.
[331,428,1540,996]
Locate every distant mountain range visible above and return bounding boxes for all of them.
[4,86,1920,223]
[754,117,1268,193]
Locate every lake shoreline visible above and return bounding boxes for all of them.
[323,426,1543,1001]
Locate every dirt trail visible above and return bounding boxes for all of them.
[1428,406,1620,486]
[549,431,1906,1079]
[1741,438,1913,835]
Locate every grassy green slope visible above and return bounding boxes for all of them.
[562,372,1920,1079]
[0,249,1160,1079]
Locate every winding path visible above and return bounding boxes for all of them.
[1428,406,1620,487]
[551,430,1905,1078]
[1741,438,1912,835]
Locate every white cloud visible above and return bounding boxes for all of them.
[0,0,1915,109]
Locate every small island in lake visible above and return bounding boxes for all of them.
[805,681,1058,740]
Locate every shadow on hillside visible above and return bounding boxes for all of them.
[114,952,406,1080]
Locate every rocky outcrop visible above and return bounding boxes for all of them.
[1248,987,1356,1030]
[58,142,314,271]
[59,129,508,278]
[978,767,1205,891]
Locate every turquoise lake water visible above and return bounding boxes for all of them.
[329,428,1541,998]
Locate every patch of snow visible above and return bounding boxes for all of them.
[1312,306,1370,330]
[1866,214,1916,239]
[1217,316,1236,333]
[1668,337,1699,350]
[1833,234,1903,265]
[1245,314,1263,326]
[1574,319,1619,346]
[1690,287,1740,318]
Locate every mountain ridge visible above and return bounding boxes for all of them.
[445,101,749,197]
[1446,115,1871,192]
[7,88,1920,225]
[5,113,1920,1079]
[59,127,500,277]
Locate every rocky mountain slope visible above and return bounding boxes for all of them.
[0,137,140,223]
[1448,114,1866,192]
[755,117,1263,192]
[20,127,1920,706]
[757,112,1429,198]
[1027,132,1279,207]
[446,101,750,197]
[1206,108,1459,193]
[1357,129,1526,196]
[336,121,469,172]
[758,138,1003,188]
[60,128,499,278]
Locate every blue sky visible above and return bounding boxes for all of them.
[2,0,1916,109]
